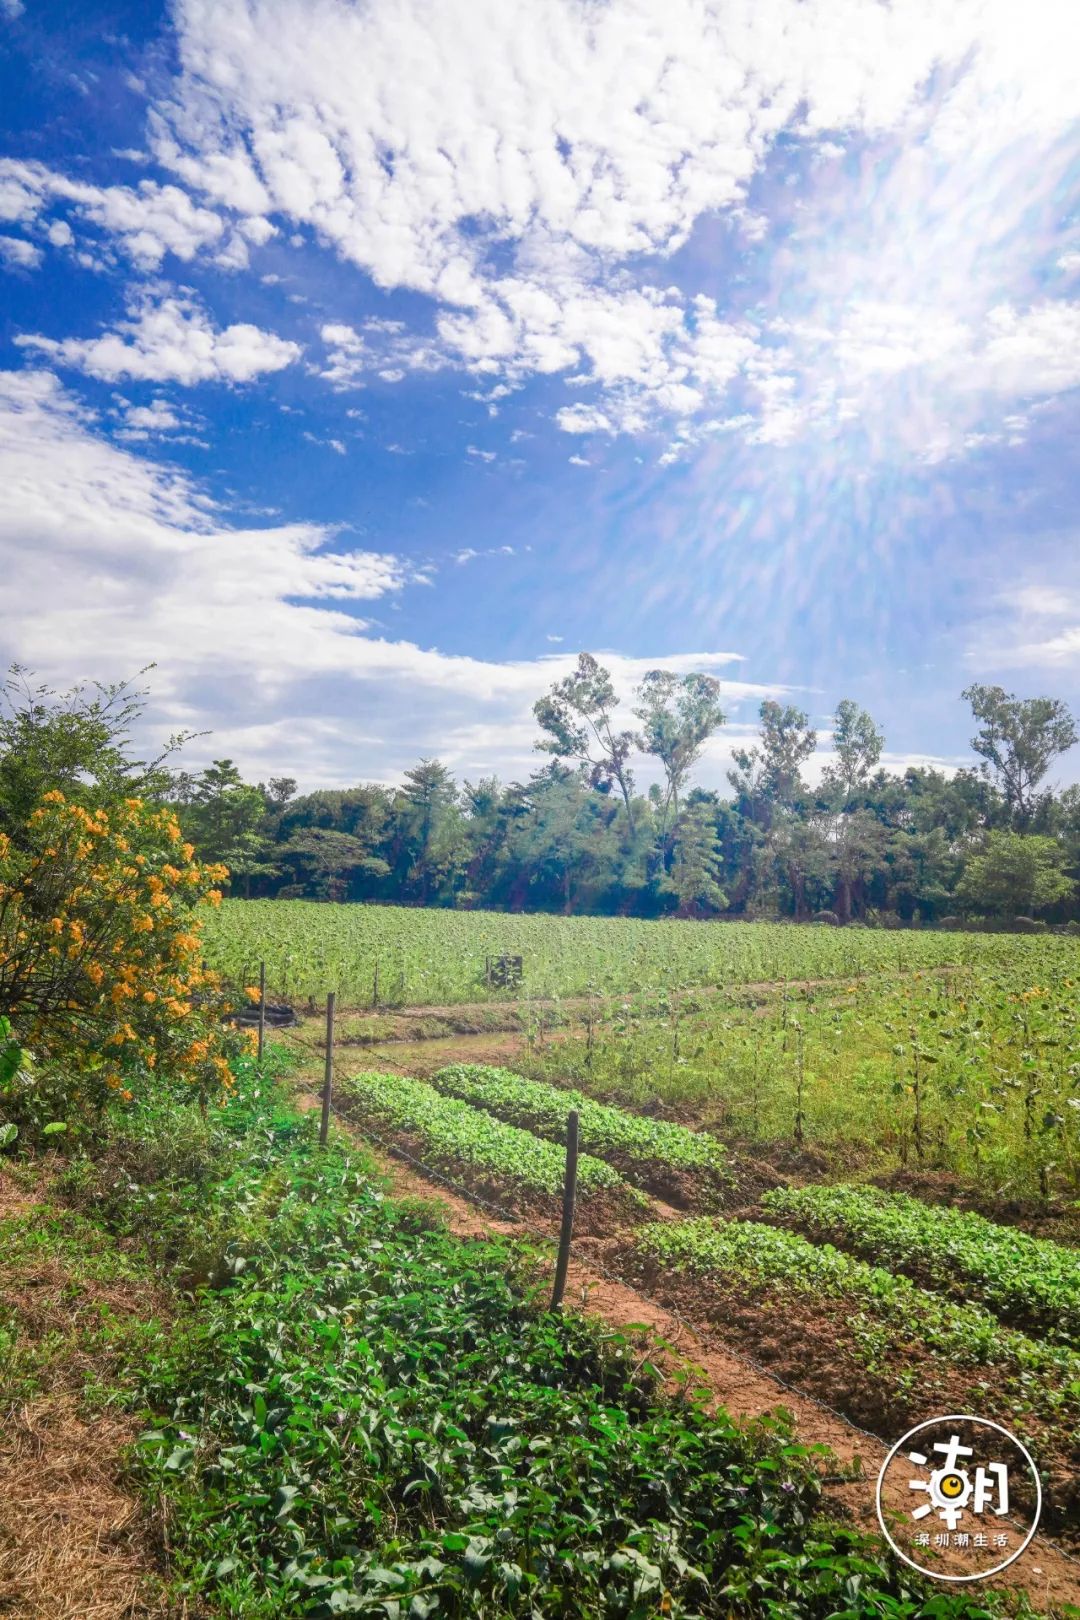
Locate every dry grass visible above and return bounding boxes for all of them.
[0,1169,183,1619]
[0,1395,184,1619]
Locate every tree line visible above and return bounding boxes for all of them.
[2,659,1079,924]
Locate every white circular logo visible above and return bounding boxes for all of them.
[875,1415,1042,1582]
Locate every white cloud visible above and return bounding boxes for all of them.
[0,234,41,270]
[0,368,774,787]
[967,568,1080,671]
[973,302,1080,397]
[119,397,183,438]
[132,0,1080,452]
[17,293,301,384]
[160,0,1001,288]
[318,319,447,388]
[0,159,226,267]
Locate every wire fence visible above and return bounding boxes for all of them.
[253,969,1077,1564]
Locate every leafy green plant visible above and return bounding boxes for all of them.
[632,1216,1080,1437]
[430,1062,731,1207]
[341,1068,643,1220]
[114,1069,1028,1619]
[762,1183,1080,1346]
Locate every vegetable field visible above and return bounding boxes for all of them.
[202,898,1080,1004]
[215,900,1080,1569]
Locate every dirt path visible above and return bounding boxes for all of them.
[304,968,905,1043]
[292,1081,1080,1616]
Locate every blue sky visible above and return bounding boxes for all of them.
[1,0,1079,792]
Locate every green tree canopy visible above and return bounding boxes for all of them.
[956,831,1074,917]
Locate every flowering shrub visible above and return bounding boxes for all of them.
[0,790,245,1131]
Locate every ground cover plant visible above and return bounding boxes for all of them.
[88,1067,1054,1619]
[628,1217,1080,1532]
[429,1061,734,1208]
[761,1184,1080,1346]
[340,1068,644,1226]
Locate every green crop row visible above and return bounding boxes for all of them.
[633,1217,1080,1395]
[341,1069,642,1219]
[761,1183,1080,1346]
[430,1062,731,1207]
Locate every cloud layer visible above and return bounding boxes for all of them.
[0,368,772,785]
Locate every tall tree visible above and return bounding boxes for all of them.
[962,684,1078,830]
[279,828,390,902]
[729,700,818,819]
[822,699,884,802]
[180,759,269,892]
[669,801,727,916]
[634,670,725,838]
[534,653,637,833]
[396,760,465,904]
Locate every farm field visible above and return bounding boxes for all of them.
[243,902,1080,1600]
[204,897,1080,1005]
[207,902,1080,1208]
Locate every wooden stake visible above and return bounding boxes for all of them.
[550,1109,579,1309]
[257,960,266,1067]
[320,992,336,1148]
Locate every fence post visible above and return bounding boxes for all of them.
[320,992,336,1148]
[550,1109,579,1309]
[257,960,266,1067]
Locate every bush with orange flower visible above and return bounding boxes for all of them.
[0,790,245,1137]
